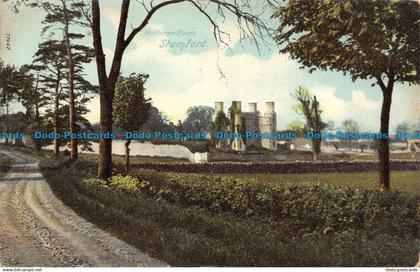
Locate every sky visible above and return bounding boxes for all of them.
[0,0,419,132]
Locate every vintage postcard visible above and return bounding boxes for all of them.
[0,0,419,270]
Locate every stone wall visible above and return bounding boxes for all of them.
[208,151,287,162]
[133,160,420,174]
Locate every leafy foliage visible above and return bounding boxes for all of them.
[31,38,96,151]
[0,60,22,110]
[293,86,328,159]
[40,158,419,266]
[141,106,174,133]
[285,120,306,134]
[342,119,360,148]
[274,1,419,189]
[129,169,418,237]
[274,0,419,84]
[342,119,360,134]
[113,73,151,133]
[214,111,230,131]
[182,106,215,134]
[0,60,32,142]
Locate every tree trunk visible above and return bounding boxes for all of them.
[63,0,78,160]
[125,139,131,174]
[53,101,60,156]
[53,73,61,157]
[35,104,41,151]
[98,91,113,179]
[312,138,321,161]
[378,88,393,191]
[4,102,9,145]
[34,76,42,151]
[92,0,129,180]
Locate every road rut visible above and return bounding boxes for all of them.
[0,149,166,267]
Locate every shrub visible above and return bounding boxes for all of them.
[132,160,420,174]
[39,158,419,266]
[129,169,419,238]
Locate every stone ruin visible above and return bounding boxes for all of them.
[214,101,277,151]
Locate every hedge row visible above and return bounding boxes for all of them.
[40,159,419,266]
[121,169,419,237]
[132,160,420,174]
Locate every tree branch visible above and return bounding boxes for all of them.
[376,75,387,92]
[91,0,107,83]
[109,0,131,82]
[124,0,187,48]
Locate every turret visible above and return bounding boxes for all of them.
[265,101,275,114]
[232,101,242,112]
[248,102,257,113]
[214,101,224,113]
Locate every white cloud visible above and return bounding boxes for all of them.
[351,90,380,110]
[121,37,298,124]
[310,86,378,130]
[311,86,350,123]
[309,86,415,132]
[83,26,415,133]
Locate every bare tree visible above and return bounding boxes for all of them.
[91,0,278,179]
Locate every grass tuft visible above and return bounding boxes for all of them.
[39,158,419,266]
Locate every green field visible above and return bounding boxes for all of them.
[37,155,419,266]
[0,145,188,165]
[2,145,418,196]
[79,152,188,165]
[2,145,419,266]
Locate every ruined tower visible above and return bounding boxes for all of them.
[259,102,277,150]
[230,101,246,152]
[214,100,277,151]
[243,102,260,148]
[214,102,229,149]
[214,101,224,114]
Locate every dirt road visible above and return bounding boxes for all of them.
[0,149,166,267]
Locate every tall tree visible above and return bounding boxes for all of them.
[395,122,417,148]
[0,60,22,144]
[0,112,29,147]
[342,119,360,150]
[183,106,215,134]
[32,40,67,156]
[16,65,48,150]
[113,73,151,174]
[285,120,305,135]
[90,0,277,179]
[141,107,174,133]
[34,0,92,159]
[32,37,96,155]
[342,119,360,135]
[274,0,419,191]
[293,86,328,161]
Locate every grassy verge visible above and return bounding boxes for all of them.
[78,153,188,171]
[214,171,420,196]
[0,153,12,179]
[39,157,419,266]
[0,144,186,171]
[351,152,420,160]
[0,144,53,160]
